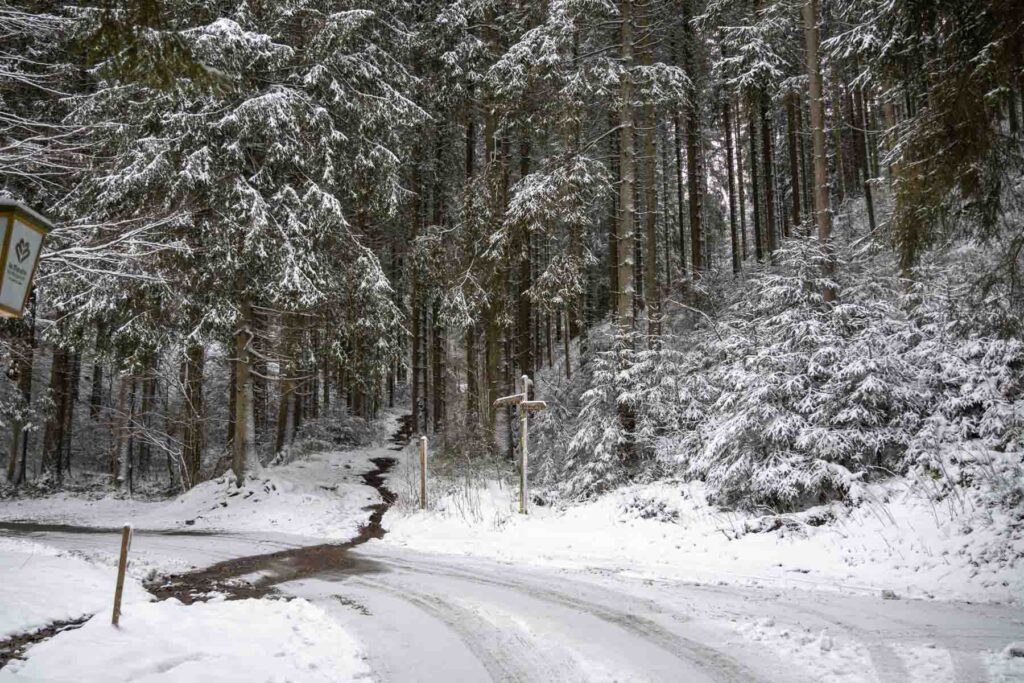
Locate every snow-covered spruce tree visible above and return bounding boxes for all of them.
[58,3,416,486]
[671,238,921,509]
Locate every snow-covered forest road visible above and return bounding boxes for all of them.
[1,523,1021,682]
[1,422,1021,683]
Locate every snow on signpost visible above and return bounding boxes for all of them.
[0,200,52,319]
[494,375,546,515]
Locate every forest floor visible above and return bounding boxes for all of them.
[0,417,1022,681]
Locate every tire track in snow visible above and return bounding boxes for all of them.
[371,555,773,683]
[355,576,587,683]
[767,602,910,681]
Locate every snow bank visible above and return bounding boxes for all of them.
[0,597,369,682]
[0,537,150,639]
[0,446,387,540]
[383,468,1023,604]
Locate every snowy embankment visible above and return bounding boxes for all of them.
[0,538,368,682]
[0,417,399,677]
[0,596,368,682]
[382,449,1023,605]
[0,537,150,639]
[0,447,383,542]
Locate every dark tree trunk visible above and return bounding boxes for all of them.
[786,91,802,233]
[760,92,777,255]
[724,98,741,275]
[182,341,205,488]
[749,99,763,262]
[736,97,749,260]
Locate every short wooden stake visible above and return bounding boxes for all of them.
[419,436,427,510]
[112,524,132,626]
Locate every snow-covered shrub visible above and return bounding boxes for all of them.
[535,326,692,500]
[538,219,1023,512]
[678,238,924,509]
[269,410,381,467]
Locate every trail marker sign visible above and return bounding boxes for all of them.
[494,375,547,514]
[0,200,52,319]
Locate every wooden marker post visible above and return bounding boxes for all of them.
[494,375,547,515]
[112,524,132,626]
[419,435,427,510]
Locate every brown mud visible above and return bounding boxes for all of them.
[147,415,412,603]
[0,616,90,669]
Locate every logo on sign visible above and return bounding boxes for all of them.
[14,238,30,263]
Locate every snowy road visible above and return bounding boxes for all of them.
[2,523,1021,682]
[280,544,1023,683]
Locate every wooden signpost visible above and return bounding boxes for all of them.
[112,524,132,626]
[494,375,547,514]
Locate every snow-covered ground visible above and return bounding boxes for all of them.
[0,443,386,541]
[382,452,1024,605]
[3,418,1022,682]
[282,543,1024,683]
[0,597,369,682]
[0,418,400,679]
[0,536,150,639]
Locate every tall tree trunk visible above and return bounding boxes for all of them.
[274,368,294,454]
[41,347,70,481]
[686,101,702,277]
[517,139,533,381]
[274,314,297,453]
[640,14,660,339]
[616,0,636,333]
[464,109,479,428]
[858,83,878,235]
[829,67,847,205]
[659,122,673,289]
[749,99,763,262]
[232,291,259,484]
[724,98,741,275]
[410,155,423,433]
[609,111,620,312]
[735,96,749,260]
[674,115,687,278]
[6,317,34,483]
[226,356,236,450]
[89,322,105,420]
[136,355,154,477]
[110,373,132,488]
[760,92,777,254]
[431,298,444,432]
[562,310,572,379]
[786,91,802,233]
[804,0,835,300]
[182,341,205,489]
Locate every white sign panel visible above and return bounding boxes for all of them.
[0,218,44,314]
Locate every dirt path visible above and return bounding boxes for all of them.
[147,415,411,602]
